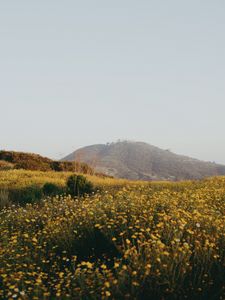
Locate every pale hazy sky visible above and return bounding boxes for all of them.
[0,1,225,163]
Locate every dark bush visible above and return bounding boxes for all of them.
[50,161,63,172]
[67,174,94,197]
[0,189,11,209]
[43,183,64,196]
[9,185,43,205]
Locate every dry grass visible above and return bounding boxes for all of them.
[0,170,133,190]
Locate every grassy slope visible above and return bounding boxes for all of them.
[0,169,131,189]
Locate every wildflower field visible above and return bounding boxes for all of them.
[0,173,224,299]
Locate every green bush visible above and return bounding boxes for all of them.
[9,185,43,205]
[43,182,64,196]
[67,174,94,197]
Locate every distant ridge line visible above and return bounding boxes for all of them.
[62,140,225,181]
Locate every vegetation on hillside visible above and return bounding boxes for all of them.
[0,175,224,299]
[0,170,127,190]
[0,150,94,174]
[0,170,128,207]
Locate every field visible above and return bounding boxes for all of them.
[0,170,131,189]
[0,170,130,208]
[0,171,224,299]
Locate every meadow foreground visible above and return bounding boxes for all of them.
[0,175,224,299]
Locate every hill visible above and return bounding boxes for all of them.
[0,150,94,174]
[62,141,225,180]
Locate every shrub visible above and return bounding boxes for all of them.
[0,160,14,170]
[0,150,95,174]
[50,161,63,172]
[9,185,43,205]
[67,174,94,197]
[0,189,11,209]
[43,182,64,196]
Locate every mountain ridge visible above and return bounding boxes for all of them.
[62,141,225,181]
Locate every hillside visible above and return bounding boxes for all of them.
[0,150,94,174]
[63,141,225,180]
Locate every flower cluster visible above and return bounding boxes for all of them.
[0,176,224,299]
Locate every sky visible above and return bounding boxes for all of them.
[0,1,225,163]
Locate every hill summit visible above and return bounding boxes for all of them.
[62,141,225,180]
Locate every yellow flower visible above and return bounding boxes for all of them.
[86,262,93,269]
[126,239,131,245]
[104,281,110,288]
[101,264,107,270]
[32,237,38,243]
[105,291,111,297]
[36,278,42,284]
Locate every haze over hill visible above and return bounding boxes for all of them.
[63,141,225,181]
